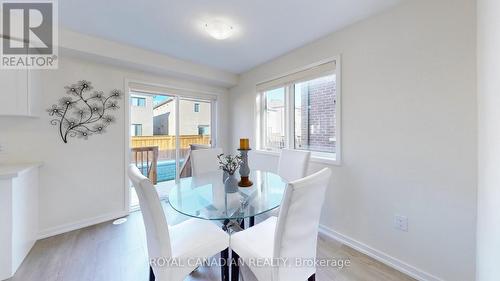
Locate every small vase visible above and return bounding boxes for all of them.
[223,170,229,183]
[224,173,239,193]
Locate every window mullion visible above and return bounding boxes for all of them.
[175,96,180,184]
[283,86,289,150]
[260,92,266,150]
[261,92,266,150]
[210,100,216,148]
[286,84,295,150]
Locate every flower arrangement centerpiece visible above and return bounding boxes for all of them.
[217,153,243,193]
[217,153,242,175]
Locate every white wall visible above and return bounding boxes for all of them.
[0,55,230,237]
[229,0,476,280]
[476,0,500,280]
[59,28,238,88]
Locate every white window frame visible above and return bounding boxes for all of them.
[256,57,342,165]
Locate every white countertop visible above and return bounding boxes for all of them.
[0,163,42,180]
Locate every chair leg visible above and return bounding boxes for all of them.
[308,273,315,281]
[149,266,155,281]
[231,219,245,281]
[221,248,229,281]
[221,219,231,281]
[231,251,240,281]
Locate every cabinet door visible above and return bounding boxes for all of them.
[27,69,42,116]
[0,69,29,116]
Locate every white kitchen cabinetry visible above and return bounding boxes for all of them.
[0,163,41,280]
[0,68,42,117]
[0,38,42,117]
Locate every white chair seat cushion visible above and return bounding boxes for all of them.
[231,217,277,280]
[170,218,228,259]
[154,218,228,281]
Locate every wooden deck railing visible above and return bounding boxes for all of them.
[131,146,158,184]
[131,135,211,162]
[131,135,210,150]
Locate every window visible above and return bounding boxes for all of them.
[198,125,210,135]
[263,88,285,150]
[131,97,146,107]
[294,75,336,154]
[194,103,200,112]
[257,59,340,162]
[131,124,142,136]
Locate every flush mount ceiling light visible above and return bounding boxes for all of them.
[204,19,234,40]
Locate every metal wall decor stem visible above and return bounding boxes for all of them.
[47,80,122,143]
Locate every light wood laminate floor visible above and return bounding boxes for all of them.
[8,203,415,281]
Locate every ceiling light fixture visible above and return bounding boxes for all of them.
[204,19,234,40]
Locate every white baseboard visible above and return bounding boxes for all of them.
[318,224,444,281]
[37,210,129,240]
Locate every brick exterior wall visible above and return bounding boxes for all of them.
[298,76,336,153]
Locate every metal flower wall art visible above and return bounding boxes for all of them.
[47,80,122,143]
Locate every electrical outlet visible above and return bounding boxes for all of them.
[394,215,408,232]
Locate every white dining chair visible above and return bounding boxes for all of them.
[230,168,332,281]
[128,165,229,281]
[268,149,311,217]
[190,147,223,176]
[277,149,311,182]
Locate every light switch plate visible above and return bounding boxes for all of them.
[394,215,408,232]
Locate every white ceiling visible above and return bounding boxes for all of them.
[59,0,404,74]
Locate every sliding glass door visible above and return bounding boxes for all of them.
[129,89,215,209]
[178,98,212,178]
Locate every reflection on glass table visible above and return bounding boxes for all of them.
[168,170,287,221]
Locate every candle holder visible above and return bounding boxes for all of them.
[238,148,253,187]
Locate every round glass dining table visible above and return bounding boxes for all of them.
[168,170,287,221]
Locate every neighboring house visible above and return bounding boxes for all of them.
[297,75,336,153]
[130,93,154,136]
[130,93,211,136]
[153,111,170,135]
[266,99,285,148]
[153,99,210,136]
[152,98,175,136]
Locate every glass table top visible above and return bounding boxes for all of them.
[168,170,287,220]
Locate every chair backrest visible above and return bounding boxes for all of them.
[131,146,159,184]
[190,148,223,176]
[277,149,311,182]
[128,164,172,261]
[273,168,332,280]
[179,144,211,178]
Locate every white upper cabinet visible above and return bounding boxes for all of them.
[0,69,28,116]
[0,39,42,117]
[0,68,42,117]
[27,69,43,117]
